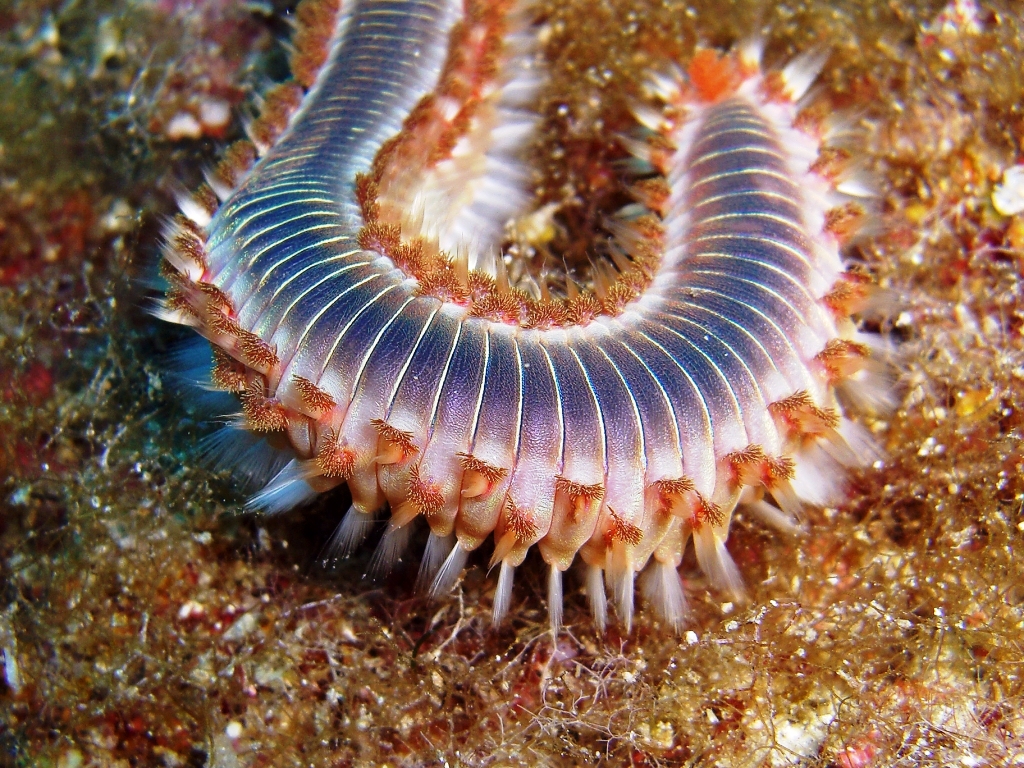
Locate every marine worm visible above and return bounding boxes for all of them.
[158,0,886,631]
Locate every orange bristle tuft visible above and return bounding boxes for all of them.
[555,477,605,520]
[292,375,336,415]
[210,348,247,392]
[524,298,570,330]
[607,508,644,547]
[290,0,341,88]
[358,222,402,256]
[251,83,303,149]
[504,498,538,542]
[408,465,445,519]
[469,291,527,325]
[214,141,257,189]
[371,419,418,465]
[196,282,233,313]
[823,272,873,318]
[566,292,603,326]
[316,434,356,480]
[824,202,867,242]
[240,384,288,432]
[815,338,871,382]
[236,328,279,372]
[769,392,841,437]
[692,495,724,529]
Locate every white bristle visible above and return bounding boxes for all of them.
[765,479,805,524]
[836,366,897,418]
[416,532,456,593]
[150,302,200,328]
[692,527,746,602]
[177,194,213,229]
[819,112,864,145]
[164,337,214,388]
[430,541,470,598]
[738,36,765,70]
[790,441,846,507]
[587,564,608,632]
[607,563,636,632]
[835,417,882,466]
[641,560,688,632]
[781,48,829,101]
[645,67,683,102]
[329,505,377,558]
[835,171,877,199]
[160,220,205,281]
[247,459,317,513]
[242,118,270,156]
[368,522,413,579]
[616,133,656,164]
[632,103,667,133]
[492,561,515,626]
[548,565,564,634]
[204,171,233,203]
[199,427,293,490]
[745,498,804,535]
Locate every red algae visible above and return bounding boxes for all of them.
[2,0,1024,766]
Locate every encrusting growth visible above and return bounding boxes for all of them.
[158,0,888,633]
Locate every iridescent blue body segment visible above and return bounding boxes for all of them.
[206,0,463,322]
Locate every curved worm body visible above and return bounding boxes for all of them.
[159,1,883,631]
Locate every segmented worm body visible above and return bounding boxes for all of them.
[160,0,883,630]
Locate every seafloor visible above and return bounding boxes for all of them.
[1,0,1022,765]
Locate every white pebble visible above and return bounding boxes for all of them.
[200,99,232,132]
[992,165,1024,216]
[166,112,203,141]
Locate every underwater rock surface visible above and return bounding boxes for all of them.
[1,0,1022,765]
